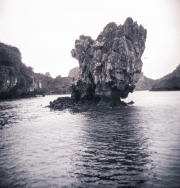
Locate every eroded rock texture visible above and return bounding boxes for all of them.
[71,18,147,106]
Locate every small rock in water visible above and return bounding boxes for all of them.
[127,101,134,105]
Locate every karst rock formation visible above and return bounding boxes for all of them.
[71,18,147,106]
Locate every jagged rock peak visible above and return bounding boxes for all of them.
[70,18,147,106]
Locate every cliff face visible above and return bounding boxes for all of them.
[0,42,41,99]
[71,18,147,105]
[151,64,180,91]
[0,42,72,99]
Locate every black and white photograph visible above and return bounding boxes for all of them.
[0,0,180,187]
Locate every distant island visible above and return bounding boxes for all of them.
[150,64,180,91]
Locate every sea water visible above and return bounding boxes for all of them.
[0,91,180,187]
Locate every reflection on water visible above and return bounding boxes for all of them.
[0,92,180,187]
[73,108,152,188]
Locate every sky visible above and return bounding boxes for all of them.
[0,0,180,79]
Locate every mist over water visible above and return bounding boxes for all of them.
[0,91,180,187]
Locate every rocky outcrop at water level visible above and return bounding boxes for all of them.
[50,18,147,110]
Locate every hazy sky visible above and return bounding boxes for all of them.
[0,0,180,79]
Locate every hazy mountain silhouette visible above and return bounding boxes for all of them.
[151,64,180,91]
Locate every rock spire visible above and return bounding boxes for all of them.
[70,18,147,106]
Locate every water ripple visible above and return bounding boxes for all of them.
[0,92,180,187]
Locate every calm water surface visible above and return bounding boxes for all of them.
[0,91,180,188]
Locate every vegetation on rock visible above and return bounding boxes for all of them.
[35,73,72,94]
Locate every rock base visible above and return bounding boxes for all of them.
[49,97,134,112]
